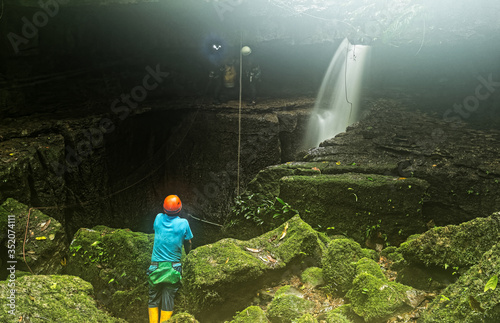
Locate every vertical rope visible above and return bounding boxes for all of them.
[237,37,243,196]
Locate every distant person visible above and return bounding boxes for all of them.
[245,57,261,105]
[147,195,193,323]
[209,56,239,104]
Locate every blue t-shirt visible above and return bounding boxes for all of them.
[151,213,194,262]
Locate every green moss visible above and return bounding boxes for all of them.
[166,312,199,322]
[398,212,500,269]
[230,306,268,323]
[355,258,386,281]
[346,273,412,323]
[420,243,500,322]
[360,248,379,262]
[0,275,125,322]
[322,239,364,294]
[327,304,360,323]
[295,313,319,322]
[267,293,314,323]
[325,310,352,323]
[301,267,324,288]
[65,225,154,321]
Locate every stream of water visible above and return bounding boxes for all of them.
[304,38,371,148]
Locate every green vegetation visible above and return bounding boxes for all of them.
[231,194,300,228]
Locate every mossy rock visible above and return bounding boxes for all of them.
[244,162,328,200]
[0,275,126,322]
[295,313,319,322]
[267,293,315,323]
[322,239,372,295]
[325,311,353,323]
[65,225,154,322]
[166,312,199,322]
[181,215,327,322]
[278,173,429,245]
[327,304,361,323]
[346,273,413,323]
[398,212,500,269]
[420,243,500,322]
[0,198,68,277]
[230,306,268,323]
[301,267,324,288]
[355,258,386,281]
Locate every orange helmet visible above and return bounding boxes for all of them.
[163,195,182,215]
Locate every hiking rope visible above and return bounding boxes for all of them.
[188,213,223,228]
[237,35,243,196]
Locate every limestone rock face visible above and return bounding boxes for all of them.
[0,198,68,277]
[0,275,126,323]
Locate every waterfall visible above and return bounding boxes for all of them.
[304,38,371,148]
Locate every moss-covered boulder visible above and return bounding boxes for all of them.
[279,173,429,245]
[181,215,327,322]
[346,272,413,323]
[301,267,324,288]
[230,306,268,323]
[322,239,376,295]
[420,243,500,322]
[355,258,386,281]
[398,212,500,269]
[325,310,353,323]
[65,225,154,322]
[0,275,126,322]
[166,312,199,322]
[0,198,68,278]
[295,313,319,322]
[267,286,315,323]
[326,304,361,323]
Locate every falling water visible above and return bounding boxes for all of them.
[304,38,371,148]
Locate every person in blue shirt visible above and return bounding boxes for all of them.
[148,195,193,323]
